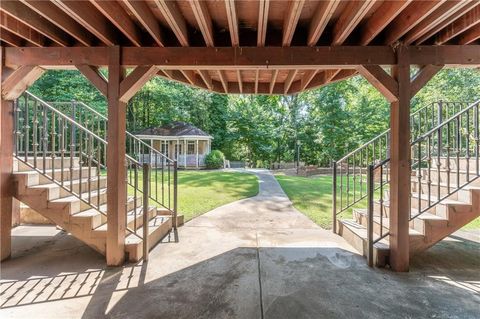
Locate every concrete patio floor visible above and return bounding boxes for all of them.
[1,170,479,319]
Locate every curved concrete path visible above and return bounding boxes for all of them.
[1,169,479,319]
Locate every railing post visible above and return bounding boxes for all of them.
[367,164,374,267]
[437,100,443,126]
[332,161,337,233]
[143,163,149,261]
[173,160,178,229]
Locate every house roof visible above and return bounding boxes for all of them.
[135,122,211,138]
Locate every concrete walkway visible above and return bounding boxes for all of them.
[1,169,479,319]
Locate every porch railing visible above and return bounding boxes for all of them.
[364,99,480,266]
[332,101,471,232]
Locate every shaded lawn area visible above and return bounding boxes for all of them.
[275,173,480,230]
[128,170,259,221]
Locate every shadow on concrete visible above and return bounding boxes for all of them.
[1,232,479,319]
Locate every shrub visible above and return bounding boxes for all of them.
[205,150,225,169]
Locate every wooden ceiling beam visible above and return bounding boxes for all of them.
[90,0,143,47]
[0,27,24,47]
[0,12,45,47]
[225,0,239,46]
[198,70,213,90]
[332,0,377,46]
[255,70,260,94]
[180,70,197,86]
[190,0,214,47]
[218,70,228,93]
[306,69,357,91]
[404,1,474,45]
[0,1,70,47]
[123,0,164,47]
[20,0,94,46]
[458,23,480,45]
[5,46,480,69]
[415,1,480,44]
[283,0,305,46]
[257,0,270,46]
[299,70,318,91]
[52,0,118,46]
[435,6,480,44]
[284,69,298,94]
[269,69,278,94]
[154,0,189,46]
[383,0,447,45]
[308,0,340,46]
[358,0,412,45]
[76,65,108,97]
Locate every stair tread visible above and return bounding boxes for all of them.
[355,208,446,222]
[379,193,469,206]
[14,166,94,174]
[93,205,155,231]
[125,216,171,245]
[340,220,389,249]
[29,176,106,189]
[49,188,107,203]
[344,214,424,236]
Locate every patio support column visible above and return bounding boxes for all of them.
[389,46,411,272]
[184,140,187,168]
[358,45,442,272]
[0,98,15,261]
[106,46,127,266]
[196,139,199,169]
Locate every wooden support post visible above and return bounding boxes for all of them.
[106,46,126,266]
[0,98,15,261]
[389,46,411,272]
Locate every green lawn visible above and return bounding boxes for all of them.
[275,173,480,230]
[177,170,259,221]
[128,170,259,221]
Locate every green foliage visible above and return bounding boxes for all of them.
[205,150,225,169]
[29,68,479,167]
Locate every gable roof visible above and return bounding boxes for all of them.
[134,122,211,138]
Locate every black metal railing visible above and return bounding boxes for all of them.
[332,101,471,232]
[364,99,479,266]
[48,100,178,221]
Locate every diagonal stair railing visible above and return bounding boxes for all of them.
[364,99,479,265]
[47,100,178,221]
[15,92,178,260]
[332,101,472,233]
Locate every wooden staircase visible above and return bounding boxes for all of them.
[337,159,479,266]
[12,92,179,263]
[13,157,174,261]
[333,100,480,267]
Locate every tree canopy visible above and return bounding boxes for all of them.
[29,68,479,167]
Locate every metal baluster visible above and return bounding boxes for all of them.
[88,134,93,204]
[155,151,158,202]
[466,110,470,183]
[24,94,29,163]
[173,160,178,230]
[427,135,432,207]
[446,122,451,194]
[346,158,350,207]
[51,112,56,180]
[367,164,374,267]
[78,128,83,196]
[143,163,150,261]
[456,117,460,188]
[417,140,422,216]
[97,140,101,209]
[42,104,47,174]
[332,161,337,233]
[360,149,363,199]
[60,118,65,186]
[134,164,138,232]
[162,155,165,204]
[32,100,38,168]
[352,153,356,203]
[168,160,171,209]
[475,104,479,177]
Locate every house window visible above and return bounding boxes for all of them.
[175,144,182,155]
[187,141,195,155]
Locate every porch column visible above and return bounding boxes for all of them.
[184,140,187,168]
[106,46,127,266]
[389,46,411,272]
[196,139,199,169]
